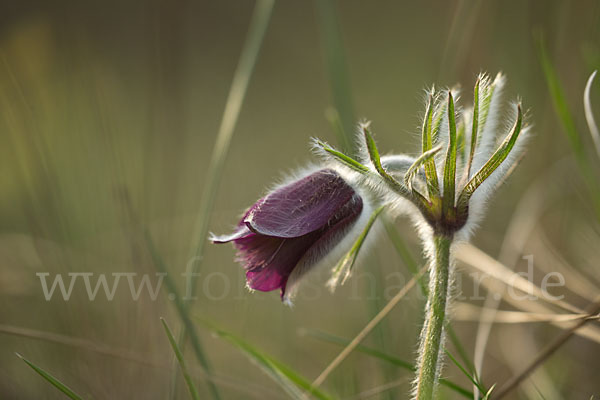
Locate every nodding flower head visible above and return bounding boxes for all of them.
[211,168,375,302]
[213,72,529,301]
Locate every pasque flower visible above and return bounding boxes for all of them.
[314,72,529,400]
[214,72,529,399]
[212,168,374,301]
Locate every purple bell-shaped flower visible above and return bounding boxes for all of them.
[212,168,366,301]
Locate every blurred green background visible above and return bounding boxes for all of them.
[1,0,599,399]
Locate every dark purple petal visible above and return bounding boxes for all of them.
[295,195,363,268]
[236,230,322,293]
[234,194,363,298]
[211,225,253,244]
[244,169,356,238]
[213,168,364,299]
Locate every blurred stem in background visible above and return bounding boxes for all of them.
[365,257,398,400]
[148,1,275,398]
[584,71,599,158]
[486,35,600,399]
[536,32,600,220]
[184,0,275,304]
[316,0,356,155]
[437,0,482,83]
[318,2,479,397]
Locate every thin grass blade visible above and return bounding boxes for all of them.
[316,0,356,154]
[185,0,275,302]
[16,353,83,400]
[444,349,486,394]
[584,70,600,158]
[196,319,332,400]
[494,296,600,399]
[536,35,586,163]
[305,331,473,398]
[161,318,201,400]
[144,229,220,399]
[382,219,427,294]
[483,383,497,400]
[171,2,275,398]
[445,323,476,380]
[316,267,426,389]
[0,324,158,368]
[307,330,415,371]
[118,191,220,399]
[324,108,352,155]
[536,35,600,218]
[456,243,586,314]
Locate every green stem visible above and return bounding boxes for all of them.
[415,234,452,400]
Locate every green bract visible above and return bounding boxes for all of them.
[316,72,528,238]
[315,73,530,400]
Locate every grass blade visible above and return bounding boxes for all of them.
[316,0,356,154]
[483,383,497,400]
[307,330,415,371]
[0,324,159,368]
[456,244,600,344]
[536,34,600,218]
[119,188,219,399]
[456,242,584,314]
[382,219,426,294]
[494,295,600,399]
[164,2,274,398]
[143,229,220,399]
[315,266,425,388]
[161,318,201,400]
[537,34,586,162]
[324,108,353,155]
[445,323,476,380]
[444,349,486,394]
[584,70,600,158]
[16,353,83,400]
[306,331,474,398]
[186,0,275,304]
[196,319,332,400]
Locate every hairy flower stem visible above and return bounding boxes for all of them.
[415,233,452,400]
